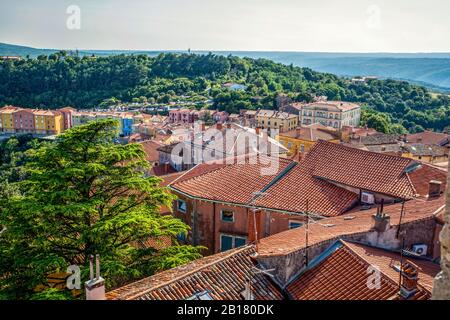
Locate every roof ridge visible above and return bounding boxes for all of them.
[314,140,414,163]
[111,245,255,300]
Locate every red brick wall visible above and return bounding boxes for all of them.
[171,191,309,255]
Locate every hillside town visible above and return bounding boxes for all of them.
[2,96,448,301]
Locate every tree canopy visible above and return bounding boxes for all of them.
[0,52,449,132]
[0,120,203,299]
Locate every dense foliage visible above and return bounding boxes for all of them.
[0,120,203,299]
[0,52,449,132]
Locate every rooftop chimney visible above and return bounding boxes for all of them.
[255,127,261,136]
[216,123,223,130]
[85,254,106,300]
[428,180,442,198]
[200,122,206,132]
[399,261,419,299]
[226,122,232,129]
[372,201,390,232]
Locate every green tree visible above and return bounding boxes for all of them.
[0,120,203,299]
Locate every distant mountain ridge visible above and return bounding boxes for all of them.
[1,42,450,92]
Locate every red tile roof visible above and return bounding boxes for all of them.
[407,163,447,196]
[150,163,177,176]
[139,140,163,163]
[279,125,338,142]
[169,142,446,217]
[257,197,445,257]
[106,245,283,300]
[171,156,293,205]
[285,240,438,300]
[344,241,439,293]
[254,165,358,217]
[303,101,361,112]
[406,131,450,146]
[301,141,418,198]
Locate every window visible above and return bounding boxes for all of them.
[287,142,292,149]
[187,291,213,300]
[220,234,247,252]
[221,210,234,222]
[289,221,303,229]
[177,199,187,213]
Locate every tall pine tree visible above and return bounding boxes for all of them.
[0,119,202,299]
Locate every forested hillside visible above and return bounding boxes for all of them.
[0,51,449,133]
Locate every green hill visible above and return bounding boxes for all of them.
[0,50,448,133]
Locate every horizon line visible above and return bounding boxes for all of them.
[3,42,450,55]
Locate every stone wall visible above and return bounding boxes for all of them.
[432,160,450,300]
[257,217,437,287]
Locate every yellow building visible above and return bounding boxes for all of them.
[255,110,298,134]
[277,123,340,156]
[0,106,18,133]
[34,110,64,135]
[402,144,449,164]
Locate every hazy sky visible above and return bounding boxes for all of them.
[1,0,449,52]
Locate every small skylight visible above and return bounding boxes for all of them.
[186,290,213,300]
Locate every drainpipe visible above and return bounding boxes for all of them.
[213,202,217,253]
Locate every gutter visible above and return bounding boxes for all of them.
[169,185,326,220]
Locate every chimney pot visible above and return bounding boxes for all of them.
[372,213,390,232]
[95,254,100,280]
[85,254,106,300]
[216,123,222,130]
[428,180,442,198]
[89,255,94,281]
[399,261,419,299]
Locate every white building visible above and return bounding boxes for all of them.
[299,101,361,129]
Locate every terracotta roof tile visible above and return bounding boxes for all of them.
[254,165,358,217]
[139,140,163,163]
[407,163,447,196]
[257,197,445,257]
[303,101,361,112]
[171,156,293,204]
[286,240,438,300]
[406,131,450,146]
[169,141,446,217]
[106,245,283,300]
[343,241,440,292]
[286,242,398,300]
[301,141,417,198]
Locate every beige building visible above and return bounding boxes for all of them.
[255,110,298,133]
[299,101,361,129]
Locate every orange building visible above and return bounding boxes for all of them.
[13,108,35,133]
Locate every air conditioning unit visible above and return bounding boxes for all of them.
[361,192,375,205]
[412,244,428,256]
